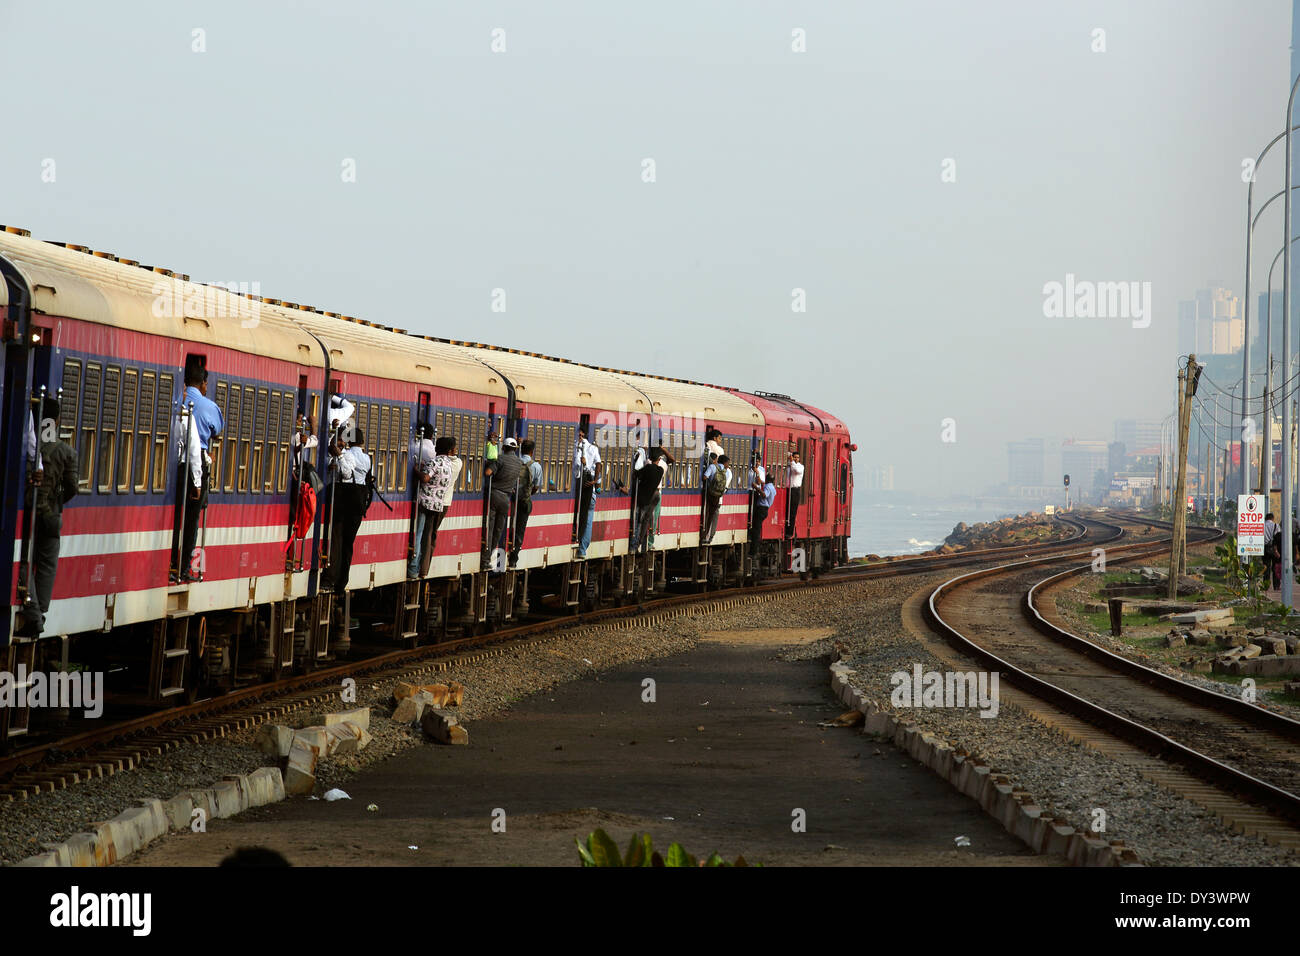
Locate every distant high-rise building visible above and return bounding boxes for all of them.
[1108,441,1126,478]
[1178,284,1241,356]
[1113,419,1162,456]
[864,465,895,491]
[1007,439,1045,486]
[1061,439,1110,497]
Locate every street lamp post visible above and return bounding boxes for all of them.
[1282,76,1300,607]
[1240,125,1300,502]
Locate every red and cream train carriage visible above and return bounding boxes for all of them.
[0,226,853,741]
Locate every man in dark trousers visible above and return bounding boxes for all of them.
[512,438,542,567]
[632,446,666,553]
[174,363,225,581]
[322,427,371,595]
[484,436,523,568]
[21,397,77,635]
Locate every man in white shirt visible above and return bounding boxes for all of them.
[574,433,602,557]
[323,427,372,594]
[328,393,355,442]
[699,427,724,481]
[785,450,805,538]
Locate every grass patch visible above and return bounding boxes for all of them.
[1082,610,1167,633]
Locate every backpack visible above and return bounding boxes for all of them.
[707,466,728,499]
[285,482,317,551]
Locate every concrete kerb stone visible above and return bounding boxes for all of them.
[829,663,1131,867]
[9,768,288,868]
[161,792,194,831]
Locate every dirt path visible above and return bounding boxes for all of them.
[127,628,1051,867]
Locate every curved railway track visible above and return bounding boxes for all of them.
[925,514,1300,848]
[0,512,1118,799]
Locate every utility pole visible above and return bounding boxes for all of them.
[1169,357,1198,598]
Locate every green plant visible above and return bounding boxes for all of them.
[574,828,755,867]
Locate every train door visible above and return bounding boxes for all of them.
[573,412,591,547]
[818,438,829,525]
[797,436,812,538]
[169,354,208,582]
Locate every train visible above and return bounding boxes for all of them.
[0,225,855,742]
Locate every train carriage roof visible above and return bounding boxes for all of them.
[287,313,506,400]
[607,370,763,431]
[0,227,322,365]
[432,343,646,412]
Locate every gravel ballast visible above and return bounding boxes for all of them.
[3,568,1295,866]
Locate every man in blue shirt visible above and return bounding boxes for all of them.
[752,475,776,539]
[174,365,224,582]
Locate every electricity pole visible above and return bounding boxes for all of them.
[1169,357,1199,598]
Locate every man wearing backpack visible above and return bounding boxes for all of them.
[701,454,731,545]
[19,397,78,636]
[512,438,543,567]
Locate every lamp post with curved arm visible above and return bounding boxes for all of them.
[1240,124,1300,502]
[1279,76,1300,606]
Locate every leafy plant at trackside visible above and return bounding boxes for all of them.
[1216,534,1271,623]
[575,828,756,867]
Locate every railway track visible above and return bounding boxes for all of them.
[0,512,1119,800]
[925,515,1300,849]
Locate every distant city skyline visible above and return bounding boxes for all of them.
[1,0,1293,497]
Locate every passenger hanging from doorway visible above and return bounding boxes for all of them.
[409,435,461,578]
[18,397,77,636]
[752,474,776,539]
[291,413,324,493]
[701,454,732,545]
[321,427,371,595]
[327,392,354,443]
[574,431,602,558]
[747,451,765,533]
[406,424,436,578]
[699,427,724,477]
[633,446,668,553]
[633,443,673,551]
[173,364,224,583]
[512,438,543,567]
[485,426,500,462]
[484,436,523,569]
[784,450,805,539]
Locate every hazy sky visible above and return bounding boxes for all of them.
[0,0,1290,496]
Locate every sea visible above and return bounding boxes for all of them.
[847,500,1012,558]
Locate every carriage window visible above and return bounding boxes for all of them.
[117,369,138,493]
[278,392,293,492]
[134,371,156,493]
[59,359,81,446]
[97,366,120,494]
[398,407,410,492]
[210,381,227,495]
[152,373,173,492]
[253,387,271,493]
[223,383,240,491]
[78,363,101,491]
[238,385,254,492]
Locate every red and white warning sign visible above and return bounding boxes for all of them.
[1238,494,1265,557]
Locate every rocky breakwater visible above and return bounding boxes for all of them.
[939,513,1069,555]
